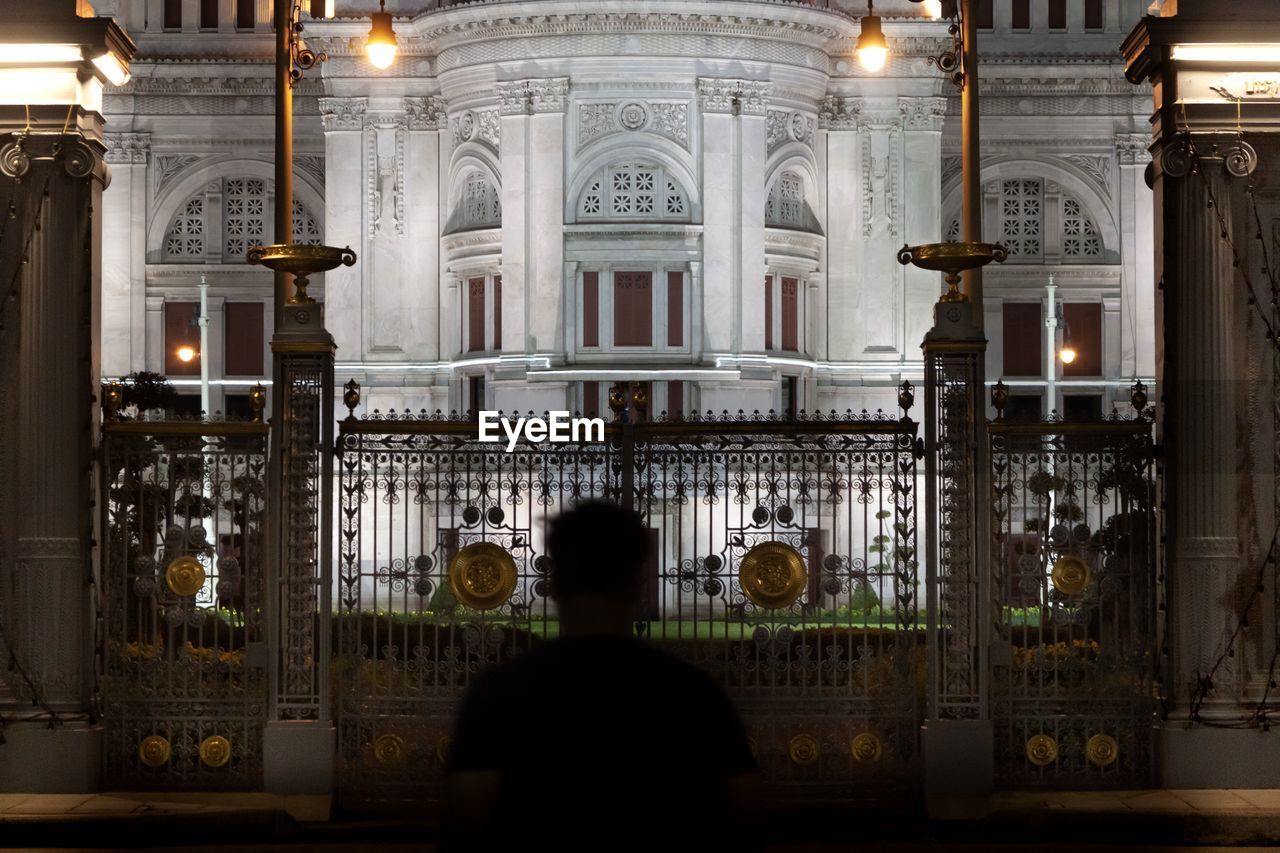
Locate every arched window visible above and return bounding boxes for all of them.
[578,163,689,222]
[765,171,812,230]
[162,176,321,263]
[460,172,501,229]
[944,178,1106,263]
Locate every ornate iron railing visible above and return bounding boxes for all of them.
[988,416,1156,788]
[333,409,922,808]
[98,420,269,789]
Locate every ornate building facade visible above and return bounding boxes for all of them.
[96,0,1156,420]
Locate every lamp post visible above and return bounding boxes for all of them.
[247,0,393,794]
[877,0,1004,795]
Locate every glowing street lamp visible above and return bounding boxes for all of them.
[856,1,889,73]
[1059,341,1078,365]
[176,345,197,364]
[366,0,398,70]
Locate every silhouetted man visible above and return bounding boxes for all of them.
[444,501,758,851]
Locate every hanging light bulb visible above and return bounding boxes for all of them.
[1059,340,1078,365]
[177,345,197,364]
[922,0,943,18]
[366,0,398,70]
[856,0,889,73]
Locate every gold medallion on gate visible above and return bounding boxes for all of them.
[448,542,517,611]
[738,542,806,609]
[1086,733,1119,767]
[1051,555,1091,596]
[374,734,404,766]
[138,735,171,768]
[851,732,883,763]
[1025,734,1058,767]
[165,555,206,597]
[788,733,820,766]
[199,735,232,768]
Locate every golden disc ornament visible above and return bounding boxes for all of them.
[851,732,883,763]
[1051,555,1091,595]
[788,733,820,766]
[739,542,806,609]
[374,734,404,766]
[138,735,171,768]
[165,555,206,597]
[436,734,453,765]
[199,735,232,768]
[1086,733,1119,767]
[448,542,517,611]
[1025,734,1058,767]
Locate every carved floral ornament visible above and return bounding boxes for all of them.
[696,78,772,116]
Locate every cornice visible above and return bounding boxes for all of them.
[563,223,704,241]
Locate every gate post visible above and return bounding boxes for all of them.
[905,248,1002,796]
[257,263,342,793]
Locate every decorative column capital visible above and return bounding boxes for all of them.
[319,97,367,132]
[1115,132,1152,165]
[898,96,947,132]
[495,78,570,116]
[818,95,862,130]
[104,131,150,164]
[403,95,447,131]
[1160,134,1256,179]
[696,78,772,115]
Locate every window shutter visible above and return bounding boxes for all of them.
[765,276,774,351]
[1062,302,1103,377]
[582,271,599,348]
[224,302,265,376]
[667,271,683,348]
[1002,303,1043,377]
[164,302,199,376]
[613,272,653,347]
[467,278,485,352]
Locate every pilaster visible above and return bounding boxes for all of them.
[901,97,948,353]
[820,95,862,362]
[1116,132,1156,379]
[318,97,366,360]
[102,131,150,375]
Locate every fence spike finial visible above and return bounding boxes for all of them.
[343,379,361,421]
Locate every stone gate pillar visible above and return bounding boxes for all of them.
[1124,0,1280,786]
[0,2,133,792]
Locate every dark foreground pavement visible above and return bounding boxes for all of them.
[5,790,1280,849]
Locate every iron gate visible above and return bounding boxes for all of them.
[333,411,922,808]
[99,420,269,789]
[988,416,1156,787]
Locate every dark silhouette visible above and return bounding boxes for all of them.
[444,501,758,851]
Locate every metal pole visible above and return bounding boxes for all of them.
[1044,276,1056,418]
[273,0,292,327]
[961,0,982,321]
[198,274,210,418]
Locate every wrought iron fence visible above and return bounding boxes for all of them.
[988,416,1156,788]
[333,409,922,808]
[98,420,269,789]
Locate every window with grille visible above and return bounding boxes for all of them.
[162,177,322,263]
[1061,196,1102,259]
[945,218,961,242]
[461,173,501,229]
[165,198,205,259]
[766,172,808,229]
[999,179,1044,260]
[578,163,689,222]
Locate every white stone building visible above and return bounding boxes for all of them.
[96,0,1156,421]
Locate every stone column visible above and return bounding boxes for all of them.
[497,81,529,360]
[1160,135,1252,713]
[737,82,769,355]
[820,95,861,364]
[901,97,948,354]
[102,132,149,376]
[318,97,366,362]
[1116,132,1156,380]
[0,109,108,791]
[697,79,741,355]
[403,96,446,364]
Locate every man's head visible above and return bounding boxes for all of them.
[546,501,649,606]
